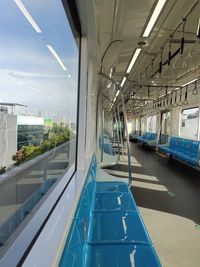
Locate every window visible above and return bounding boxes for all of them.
[160,111,170,144]
[127,120,134,134]
[136,118,139,131]
[180,108,199,139]
[147,115,157,133]
[140,116,145,134]
[0,0,79,257]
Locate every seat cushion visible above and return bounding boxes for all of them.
[86,244,162,267]
[88,211,151,245]
[159,145,173,154]
[96,182,129,193]
[94,192,138,212]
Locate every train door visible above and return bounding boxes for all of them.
[160,111,170,144]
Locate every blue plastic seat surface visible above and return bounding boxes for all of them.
[88,211,151,245]
[96,182,129,193]
[59,222,84,267]
[94,192,138,212]
[59,155,162,267]
[85,244,162,267]
[159,136,200,167]
[137,132,157,145]
[159,146,173,154]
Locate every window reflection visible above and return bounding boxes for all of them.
[160,111,170,144]
[0,0,79,256]
[181,108,199,139]
[147,115,157,133]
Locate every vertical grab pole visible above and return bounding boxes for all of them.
[114,111,120,160]
[111,113,114,145]
[117,103,124,156]
[120,92,132,187]
[101,94,104,163]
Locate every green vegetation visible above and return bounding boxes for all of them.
[0,166,6,174]
[13,123,71,166]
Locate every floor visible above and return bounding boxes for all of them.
[104,141,200,267]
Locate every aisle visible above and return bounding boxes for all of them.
[104,142,200,267]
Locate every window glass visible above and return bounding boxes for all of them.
[140,117,145,135]
[147,115,157,133]
[0,0,79,256]
[160,111,170,144]
[181,108,199,139]
[136,118,139,130]
[127,120,134,134]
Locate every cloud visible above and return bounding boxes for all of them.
[0,69,65,79]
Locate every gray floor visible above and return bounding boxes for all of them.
[106,142,200,267]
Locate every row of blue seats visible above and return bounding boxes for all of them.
[159,136,200,167]
[129,130,140,140]
[59,155,161,267]
[137,132,157,146]
[99,135,115,156]
[102,143,115,156]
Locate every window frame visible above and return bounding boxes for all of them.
[0,1,82,265]
[179,106,200,140]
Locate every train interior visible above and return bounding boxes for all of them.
[0,0,200,266]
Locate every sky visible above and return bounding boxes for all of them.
[0,0,79,123]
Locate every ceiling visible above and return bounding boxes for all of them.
[75,0,200,114]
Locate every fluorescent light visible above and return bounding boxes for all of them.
[116,90,120,97]
[14,0,42,33]
[126,48,141,74]
[197,18,200,38]
[109,103,113,112]
[182,79,197,87]
[120,77,127,87]
[143,0,167,38]
[47,45,67,71]
[29,86,41,94]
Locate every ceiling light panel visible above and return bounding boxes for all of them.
[182,79,197,87]
[47,45,67,71]
[120,77,127,87]
[126,48,141,74]
[143,0,167,38]
[14,0,42,33]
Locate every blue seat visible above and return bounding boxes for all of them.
[59,155,161,267]
[59,222,84,267]
[129,130,139,140]
[137,132,157,146]
[96,181,129,193]
[103,143,115,155]
[99,135,115,156]
[86,244,161,267]
[159,136,200,167]
[88,211,151,245]
[0,178,56,245]
[94,192,138,212]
